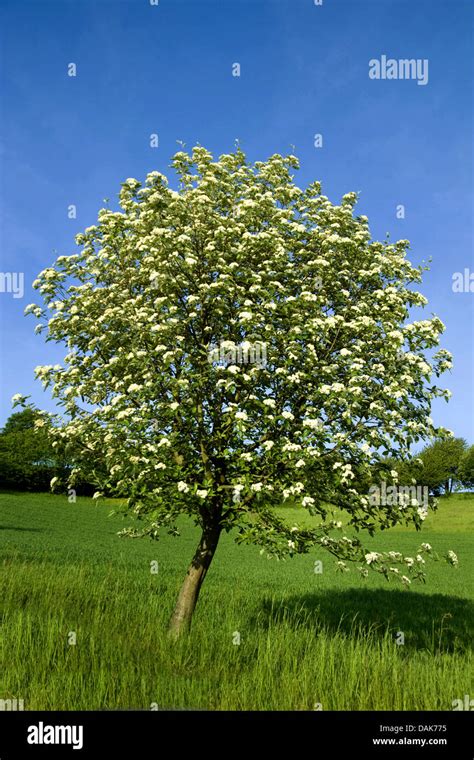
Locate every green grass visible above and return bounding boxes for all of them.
[0,491,472,710]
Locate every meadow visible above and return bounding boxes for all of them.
[0,491,472,710]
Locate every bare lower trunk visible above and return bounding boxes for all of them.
[168,522,221,638]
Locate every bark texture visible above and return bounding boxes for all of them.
[168,521,222,637]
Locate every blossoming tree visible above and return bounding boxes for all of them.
[24,146,455,636]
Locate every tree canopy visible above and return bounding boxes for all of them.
[458,445,474,489]
[0,409,57,490]
[418,437,467,495]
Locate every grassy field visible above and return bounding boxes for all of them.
[0,490,472,710]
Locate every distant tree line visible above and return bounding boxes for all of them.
[380,437,474,496]
[0,409,98,494]
[0,408,472,497]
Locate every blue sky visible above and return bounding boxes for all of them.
[0,0,473,445]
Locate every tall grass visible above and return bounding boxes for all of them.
[0,492,472,710]
[0,558,471,710]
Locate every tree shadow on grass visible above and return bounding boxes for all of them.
[256,589,474,653]
[0,525,43,532]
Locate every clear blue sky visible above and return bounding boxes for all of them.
[0,0,472,445]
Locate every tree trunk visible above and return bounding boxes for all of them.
[168,521,221,638]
